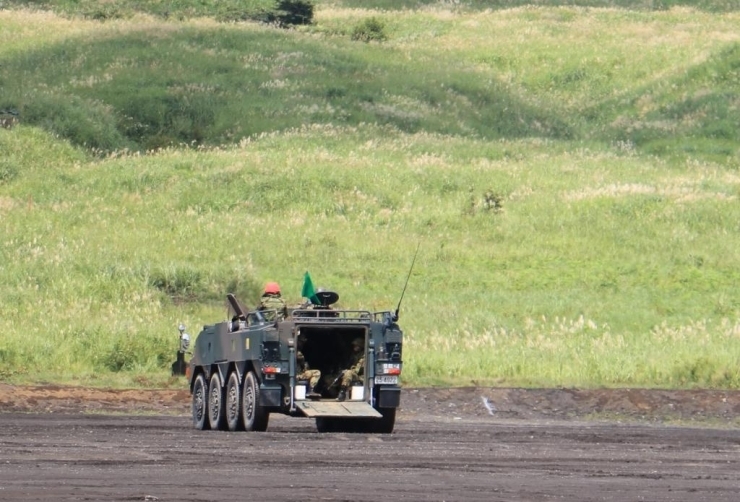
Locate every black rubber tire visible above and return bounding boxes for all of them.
[192,373,210,430]
[372,407,396,434]
[316,418,363,433]
[225,371,243,432]
[241,371,269,432]
[315,417,336,433]
[208,372,227,431]
[316,410,395,434]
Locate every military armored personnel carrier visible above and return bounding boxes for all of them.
[181,290,403,433]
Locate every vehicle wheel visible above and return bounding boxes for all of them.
[315,417,336,433]
[192,373,210,430]
[241,371,269,432]
[316,418,363,433]
[225,371,243,432]
[208,372,227,431]
[373,408,396,434]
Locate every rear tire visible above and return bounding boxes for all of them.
[208,372,227,431]
[192,373,210,430]
[373,407,396,433]
[315,417,336,433]
[316,409,396,434]
[241,371,269,432]
[316,418,364,433]
[225,371,243,432]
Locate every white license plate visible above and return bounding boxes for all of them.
[374,376,398,385]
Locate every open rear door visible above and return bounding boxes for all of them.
[296,401,382,418]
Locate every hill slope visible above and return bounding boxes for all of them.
[2,4,739,159]
[1,4,739,389]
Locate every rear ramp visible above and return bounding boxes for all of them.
[296,401,382,418]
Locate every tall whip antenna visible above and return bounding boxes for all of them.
[394,242,420,321]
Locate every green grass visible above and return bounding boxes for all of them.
[3,3,740,159]
[1,3,740,389]
[1,0,303,23]
[320,0,740,12]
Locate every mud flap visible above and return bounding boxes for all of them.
[296,401,382,418]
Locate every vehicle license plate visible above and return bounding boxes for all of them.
[374,376,398,385]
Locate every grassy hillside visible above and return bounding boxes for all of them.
[329,0,739,11]
[2,2,740,159]
[1,2,740,389]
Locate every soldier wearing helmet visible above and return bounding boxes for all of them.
[336,336,364,402]
[258,282,288,322]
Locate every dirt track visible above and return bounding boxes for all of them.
[1,385,739,501]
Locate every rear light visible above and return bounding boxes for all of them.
[381,363,401,375]
[263,366,281,374]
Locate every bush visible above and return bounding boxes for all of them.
[0,158,18,184]
[267,0,313,26]
[102,338,139,372]
[22,95,129,153]
[351,17,388,43]
[101,335,171,372]
[148,266,204,302]
[82,4,125,21]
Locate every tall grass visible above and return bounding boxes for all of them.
[1,123,739,388]
[318,0,740,13]
[1,0,301,23]
[1,5,740,388]
[2,6,739,159]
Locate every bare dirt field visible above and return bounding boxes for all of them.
[1,384,739,501]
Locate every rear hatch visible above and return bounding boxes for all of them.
[295,400,381,418]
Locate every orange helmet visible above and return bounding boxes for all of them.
[264,282,281,295]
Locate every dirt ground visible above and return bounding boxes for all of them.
[1,384,739,502]
[2,383,739,425]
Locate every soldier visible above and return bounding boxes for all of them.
[336,337,364,402]
[258,282,288,321]
[296,334,321,398]
[296,350,321,398]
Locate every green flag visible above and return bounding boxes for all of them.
[301,272,319,305]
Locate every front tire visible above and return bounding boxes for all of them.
[225,371,243,432]
[241,371,269,432]
[208,372,227,431]
[192,373,210,430]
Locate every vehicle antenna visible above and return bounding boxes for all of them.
[394,242,420,321]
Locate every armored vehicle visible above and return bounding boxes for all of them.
[182,291,403,433]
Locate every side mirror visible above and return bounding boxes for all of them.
[178,324,191,353]
[180,333,190,353]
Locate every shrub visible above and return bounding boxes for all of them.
[22,95,129,153]
[274,0,314,26]
[0,109,20,130]
[0,158,18,184]
[102,338,139,372]
[351,17,388,43]
[258,0,314,26]
[82,4,125,21]
[148,266,204,302]
[101,335,171,372]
